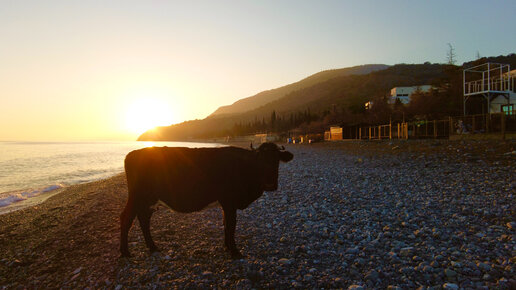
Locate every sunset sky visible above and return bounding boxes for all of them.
[1,0,515,141]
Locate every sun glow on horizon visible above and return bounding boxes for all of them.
[125,98,174,135]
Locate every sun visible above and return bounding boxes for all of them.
[125,98,173,134]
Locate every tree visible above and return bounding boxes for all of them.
[446,43,457,65]
[270,110,277,131]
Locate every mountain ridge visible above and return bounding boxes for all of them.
[210,64,389,117]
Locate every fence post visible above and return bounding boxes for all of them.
[449,117,453,138]
[389,122,392,140]
[397,123,400,139]
[369,127,371,140]
[486,114,490,133]
[501,111,506,140]
[378,126,381,140]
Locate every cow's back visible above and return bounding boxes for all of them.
[124,146,259,212]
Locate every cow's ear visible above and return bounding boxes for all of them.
[279,151,293,162]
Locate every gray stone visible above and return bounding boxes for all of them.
[477,262,491,272]
[443,283,459,289]
[400,247,414,257]
[278,258,293,265]
[365,270,379,281]
[346,247,359,254]
[445,268,457,278]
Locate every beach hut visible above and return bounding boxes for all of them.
[326,126,343,141]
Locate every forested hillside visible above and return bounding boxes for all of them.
[138,54,515,141]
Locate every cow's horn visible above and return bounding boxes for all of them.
[280,145,285,150]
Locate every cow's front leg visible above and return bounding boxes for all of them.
[223,207,243,259]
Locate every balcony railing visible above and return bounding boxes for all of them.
[464,76,513,95]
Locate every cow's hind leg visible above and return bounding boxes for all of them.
[137,207,159,253]
[120,199,137,257]
[222,207,243,259]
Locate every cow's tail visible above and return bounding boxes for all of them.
[120,188,136,257]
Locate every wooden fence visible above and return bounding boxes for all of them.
[341,110,515,140]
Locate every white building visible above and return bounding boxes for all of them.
[388,85,432,104]
[463,63,515,114]
[490,69,516,114]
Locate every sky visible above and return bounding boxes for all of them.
[1,0,515,141]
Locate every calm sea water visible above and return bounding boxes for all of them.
[0,141,221,210]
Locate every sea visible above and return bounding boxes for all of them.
[0,141,221,214]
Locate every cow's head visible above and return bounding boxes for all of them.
[253,142,293,191]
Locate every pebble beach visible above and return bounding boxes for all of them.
[0,140,515,289]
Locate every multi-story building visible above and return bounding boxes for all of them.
[388,85,433,104]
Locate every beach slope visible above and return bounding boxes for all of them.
[0,174,127,287]
[1,141,515,288]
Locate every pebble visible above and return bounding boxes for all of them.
[477,262,491,272]
[399,247,414,257]
[278,258,293,265]
[346,247,359,254]
[445,268,457,278]
[443,283,459,289]
[365,270,379,281]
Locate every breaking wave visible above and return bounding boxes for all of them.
[0,184,65,207]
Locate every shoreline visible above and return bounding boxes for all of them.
[0,140,226,215]
[0,174,125,216]
[1,140,515,288]
[0,188,67,216]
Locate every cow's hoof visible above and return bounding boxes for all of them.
[230,251,244,260]
[120,251,131,258]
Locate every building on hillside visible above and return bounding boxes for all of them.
[463,63,515,115]
[387,85,432,104]
[364,101,374,110]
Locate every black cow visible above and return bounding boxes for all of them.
[120,142,293,258]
